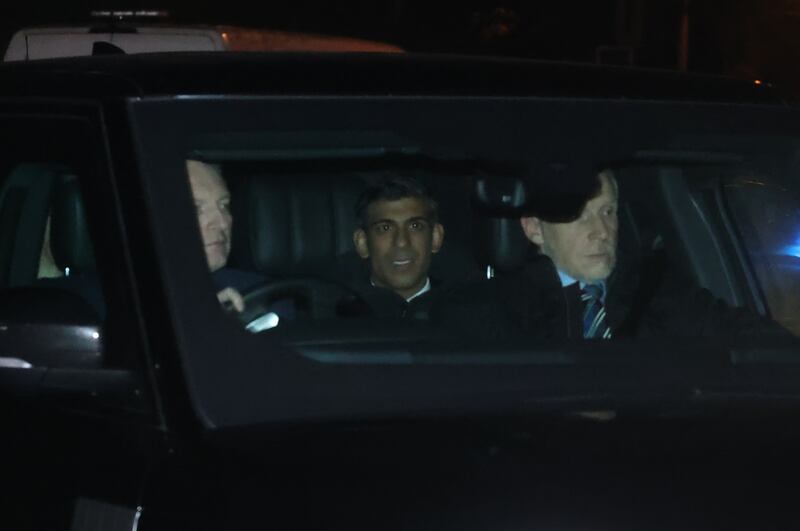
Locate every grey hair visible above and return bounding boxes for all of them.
[598,168,619,199]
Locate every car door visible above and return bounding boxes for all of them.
[0,104,162,530]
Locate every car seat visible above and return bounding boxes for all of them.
[228,172,482,286]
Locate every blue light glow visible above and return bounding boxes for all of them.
[780,244,800,258]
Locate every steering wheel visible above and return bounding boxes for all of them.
[238,277,371,329]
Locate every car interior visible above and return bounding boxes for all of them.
[0,142,798,348]
[213,155,770,324]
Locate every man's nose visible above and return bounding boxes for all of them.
[393,227,410,247]
[208,206,232,231]
[590,215,610,240]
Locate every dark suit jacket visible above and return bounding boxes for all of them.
[213,267,266,293]
[345,278,440,321]
[435,253,789,342]
[503,254,789,340]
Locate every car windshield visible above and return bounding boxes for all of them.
[132,94,800,426]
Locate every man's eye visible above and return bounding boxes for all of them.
[376,224,392,233]
[220,201,231,212]
[409,221,423,230]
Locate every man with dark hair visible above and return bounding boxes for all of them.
[350,176,445,318]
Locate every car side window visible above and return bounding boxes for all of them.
[723,175,800,335]
[0,115,136,376]
[1,164,103,293]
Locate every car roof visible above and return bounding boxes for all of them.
[0,52,785,104]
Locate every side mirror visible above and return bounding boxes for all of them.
[0,287,102,370]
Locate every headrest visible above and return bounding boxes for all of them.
[50,175,95,275]
[230,175,364,276]
[471,174,531,274]
[474,216,531,274]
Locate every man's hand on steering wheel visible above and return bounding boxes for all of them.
[217,286,245,313]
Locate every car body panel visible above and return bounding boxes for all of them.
[0,53,798,529]
[0,53,783,102]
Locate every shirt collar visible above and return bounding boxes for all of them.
[557,270,606,303]
[370,277,431,302]
[557,270,578,288]
[405,277,431,302]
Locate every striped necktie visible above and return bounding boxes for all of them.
[581,284,612,339]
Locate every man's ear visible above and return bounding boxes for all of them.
[431,223,445,254]
[353,229,370,258]
[520,216,545,246]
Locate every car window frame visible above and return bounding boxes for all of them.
[0,101,158,421]
[131,94,800,430]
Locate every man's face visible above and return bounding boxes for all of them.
[521,173,618,283]
[353,196,444,299]
[187,160,232,272]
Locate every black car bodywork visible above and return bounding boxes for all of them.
[0,53,799,530]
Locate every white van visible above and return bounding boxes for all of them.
[4,10,402,61]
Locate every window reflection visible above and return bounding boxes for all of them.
[725,176,800,335]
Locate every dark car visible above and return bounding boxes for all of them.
[1,53,800,530]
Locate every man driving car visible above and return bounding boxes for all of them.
[187,159,288,317]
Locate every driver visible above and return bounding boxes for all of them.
[187,159,289,317]
[350,176,445,319]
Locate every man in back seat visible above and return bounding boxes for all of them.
[350,176,445,319]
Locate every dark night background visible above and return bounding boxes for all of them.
[3,0,800,93]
